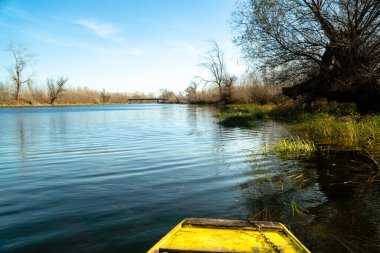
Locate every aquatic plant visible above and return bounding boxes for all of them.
[290,200,307,216]
[248,207,284,222]
[272,138,316,159]
[218,103,380,151]
[292,115,380,148]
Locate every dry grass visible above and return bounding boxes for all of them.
[0,84,164,105]
[231,83,286,104]
[186,82,286,105]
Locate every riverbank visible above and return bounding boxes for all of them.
[217,103,380,157]
[0,103,107,107]
[0,102,169,107]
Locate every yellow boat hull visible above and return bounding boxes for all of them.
[148,218,311,253]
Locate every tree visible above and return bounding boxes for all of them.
[159,88,177,102]
[100,89,111,103]
[199,40,228,103]
[185,80,200,102]
[7,42,35,102]
[47,76,68,104]
[233,0,380,112]
[223,75,237,103]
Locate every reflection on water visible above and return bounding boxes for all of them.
[244,145,380,253]
[0,104,379,253]
[300,151,380,253]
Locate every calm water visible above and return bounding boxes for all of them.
[0,104,379,253]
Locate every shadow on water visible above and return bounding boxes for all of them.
[299,150,380,253]
[243,145,380,253]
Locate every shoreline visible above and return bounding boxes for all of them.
[0,102,179,108]
[216,103,380,157]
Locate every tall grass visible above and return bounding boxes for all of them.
[272,138,316,159]
[217,104,276,127]
[293,115,380,148]
[218,102,380,154]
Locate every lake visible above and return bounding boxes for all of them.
[0,104,379,252]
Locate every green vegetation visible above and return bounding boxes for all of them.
[272,138,316,159]
[293,115,380,148]
[217,103,380,156]
[217,104,274,127]
[233,0,380,113]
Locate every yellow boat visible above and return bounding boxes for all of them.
[148,218,311,253]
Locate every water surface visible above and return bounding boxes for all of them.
[0,104,379,252]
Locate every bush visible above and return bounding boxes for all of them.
[231,83,286,104]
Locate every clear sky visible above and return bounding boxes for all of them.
[0,0,246,94]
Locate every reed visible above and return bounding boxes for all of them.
[290,200,307,216]
[292,115,380,148]
[216,103,276,127]
[248,207,284,221]
[272,138,317,159]
[218,102,380,150]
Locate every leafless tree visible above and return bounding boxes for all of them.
[223,75,237,103]
[185,80,200,102]
[7,42,35,102]
[233,0,380,112]
[199,40,228,103]
[47,76,68,104]
[100,89,111,103]
[159,88,177,103]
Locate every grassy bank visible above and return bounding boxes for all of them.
[217,103,380,155]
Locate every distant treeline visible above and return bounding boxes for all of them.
[0,82,158,105]
[183,75,286,105]
[0,39,288,106]
[0,42,162,106]
[0,75,286,106]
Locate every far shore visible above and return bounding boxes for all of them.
[0,102,178,107]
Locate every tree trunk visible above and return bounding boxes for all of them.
[15,83,20,102]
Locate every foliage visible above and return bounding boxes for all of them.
[233,0,380,112]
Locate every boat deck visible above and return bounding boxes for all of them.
[148,218,311,253]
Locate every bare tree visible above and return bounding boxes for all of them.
[47,76,68,104]
[159,88,177,103]
[233,0,380,112]
[100,89,111,103]
[223,75,237,103]
[7,42,35,102]
[199,40,228,103]
[185,80,200,102]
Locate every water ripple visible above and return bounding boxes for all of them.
[2,105,376,253]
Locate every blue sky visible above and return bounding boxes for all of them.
[0,0,246,94]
